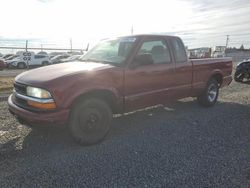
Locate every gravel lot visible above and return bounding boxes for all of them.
[0,69,26,77]
[0,79,249,187]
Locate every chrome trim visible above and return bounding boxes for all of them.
[15,92,54,103]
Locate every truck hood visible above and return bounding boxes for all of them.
[15,61,114,85]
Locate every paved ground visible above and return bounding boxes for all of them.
[0,80,249,187]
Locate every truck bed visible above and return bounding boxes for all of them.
[190,57,233,96]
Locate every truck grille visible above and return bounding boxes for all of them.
[14,82,26,95]
[12,82,29,110]
[12,82,50,112]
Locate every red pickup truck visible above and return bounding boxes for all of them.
[8,35,232,145]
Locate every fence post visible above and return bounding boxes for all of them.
[26,40,29,69]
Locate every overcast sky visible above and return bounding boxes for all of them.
[1,0,250,48]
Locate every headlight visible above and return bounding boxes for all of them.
[26,86,52,99]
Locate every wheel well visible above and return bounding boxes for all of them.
[71,90,118,113]
[210,73,223,87]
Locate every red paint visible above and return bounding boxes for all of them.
[8,35,232,125]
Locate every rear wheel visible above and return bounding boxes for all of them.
[17,62,26,69]
[69,98,112,145]
[197,79,219,107]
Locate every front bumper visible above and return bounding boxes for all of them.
[8,94,70,126]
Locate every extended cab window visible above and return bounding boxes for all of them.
[138,40,171,64]
[171,38,187,63]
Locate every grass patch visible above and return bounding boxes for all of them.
[0,77,14,92]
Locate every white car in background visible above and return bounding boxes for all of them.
[51,54,71,64]
[5,55,20,66]
[60,55,82,63]
[9,53,51,69]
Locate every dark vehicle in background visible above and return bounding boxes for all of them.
[234,60,250,83]
[51,54,71,64]
[8,34,232,145]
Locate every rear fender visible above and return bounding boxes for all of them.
[207,70,224,86]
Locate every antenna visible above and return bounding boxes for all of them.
[70,38,73,52]
[86,43,89,51]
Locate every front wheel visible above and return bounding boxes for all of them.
[197,79,219,107]
[69,98,112,145]
[17,62,26,69]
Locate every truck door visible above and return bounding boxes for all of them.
[169,37,193,98]
[124,37,176,112]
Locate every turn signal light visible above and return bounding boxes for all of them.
[27,101,56,109]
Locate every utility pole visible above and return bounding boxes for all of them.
[86,43,89,51]
[131,25,133,35]
[25,40,28,52]
[226,35,229,48]
[25,40,29,69]
[225,35,229,57]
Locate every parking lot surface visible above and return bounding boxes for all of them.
[0,69,26,77]
[0,80,249,187]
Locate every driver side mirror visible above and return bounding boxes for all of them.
[130,53,153,69]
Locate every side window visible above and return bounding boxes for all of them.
[138,40,171,64]
[35,55,44,59]
[171,38,187,63]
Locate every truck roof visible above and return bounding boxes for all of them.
[119,34,181,39]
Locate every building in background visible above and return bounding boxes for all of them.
[212,46,226,58]
[225,48,250,62]
[188,47,212,59]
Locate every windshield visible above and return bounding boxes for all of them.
[80,37,136,65]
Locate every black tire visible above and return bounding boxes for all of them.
[69,98,112,145]
[197,79,219,107]
[17,62,26,69]
[42,61,49,66]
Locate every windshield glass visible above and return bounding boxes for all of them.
[80,37,136,65]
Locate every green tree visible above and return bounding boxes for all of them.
[240,44,244,50]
